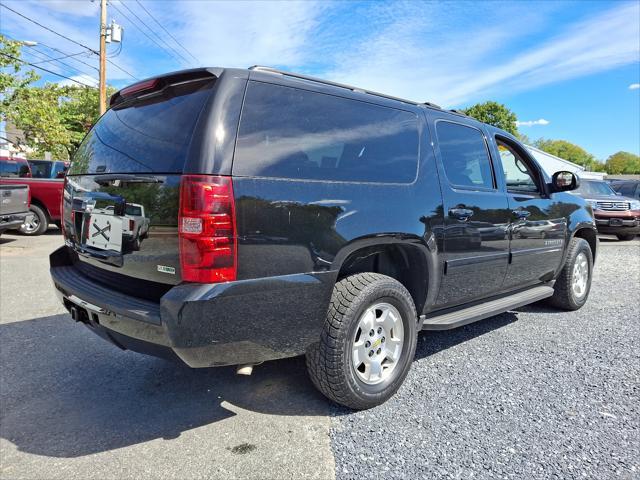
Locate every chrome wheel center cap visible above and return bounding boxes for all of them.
[351,303,404,385]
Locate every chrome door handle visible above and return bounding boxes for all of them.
[449,208,474,221]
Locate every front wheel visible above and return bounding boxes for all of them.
[547,237,593,311]
[306,273,418,410]
[616,234,636,241]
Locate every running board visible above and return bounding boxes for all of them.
[422,286,554,331]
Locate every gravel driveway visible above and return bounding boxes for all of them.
[331,237,640,479]
[1,233,638,479]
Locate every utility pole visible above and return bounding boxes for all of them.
[98,0,107,115]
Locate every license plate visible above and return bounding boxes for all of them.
[85,213,123,252]
[609,218,623,226]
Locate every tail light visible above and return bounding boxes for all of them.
[60,176,66,235]
[179,175,237,283]
[129,218,135,231]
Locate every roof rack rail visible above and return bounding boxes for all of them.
[423,101,442,109]
[248,65,442,110]
[448,109,468,116]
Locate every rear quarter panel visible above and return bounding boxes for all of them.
[232,106,444,309]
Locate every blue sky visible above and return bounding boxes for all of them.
[1,0,639,160]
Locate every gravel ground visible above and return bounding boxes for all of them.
[331,238,640,480]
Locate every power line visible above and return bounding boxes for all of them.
[109,1,187,67]
[0,3,98,54]
[22,49,97,84]
[134,0,199,64]
[30,46,99,80]
[35,40,100,73]
[30,50,93,66]
[3,32,99,82]
[0,3,138,80]
[120,0,191,66]
[0,52,97,88]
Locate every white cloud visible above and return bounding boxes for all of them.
[312,2,640,107]
[516,119,550,127]
[630,83,640,90]
[57,74,99,88]
[156,0,324,69]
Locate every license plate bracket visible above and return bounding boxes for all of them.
[609,218,623,226]
[85,213,123,252]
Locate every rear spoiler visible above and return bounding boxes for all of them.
[109,68,222,108]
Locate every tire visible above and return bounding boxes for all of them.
[616,234,635,241]
[547,237,593,311]
[306,273,418,410]
[19,204,49,236]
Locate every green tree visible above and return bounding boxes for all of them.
[533,138,598,170]
[1,33,39,150]
[5,83,115,159]
[59,85,115,153]
[1,34,38,108]
[463,101,518,136]
[605,151,640,174]
[8,84,72,158]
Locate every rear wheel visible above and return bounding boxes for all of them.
[306,273,418,410]
[19,204,49,236]
[616,234,636,241]
[548,237,593,311]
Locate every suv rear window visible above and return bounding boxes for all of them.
[69,79,214,175]
[234,81,419,183]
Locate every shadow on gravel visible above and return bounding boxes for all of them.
[0,314,329,459]
[415,311,519,359]
[0,236,16,245]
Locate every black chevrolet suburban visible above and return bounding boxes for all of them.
[50,67,597,409]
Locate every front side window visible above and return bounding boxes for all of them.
[496,139,539,193]
[436,121,494,190]
[234,81,419,183]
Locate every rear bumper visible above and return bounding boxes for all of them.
[0,212,28,233]
[50,246,335,367]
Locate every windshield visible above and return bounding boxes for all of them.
[576,180,615,196]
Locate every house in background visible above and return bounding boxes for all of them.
[525,145,606,180]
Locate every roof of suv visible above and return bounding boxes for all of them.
[111,66,516,141]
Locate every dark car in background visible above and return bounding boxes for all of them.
[28,159,69,179]
[571,179,640,240]
[50,67,598,409]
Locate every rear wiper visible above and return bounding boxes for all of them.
[94,174,164,185]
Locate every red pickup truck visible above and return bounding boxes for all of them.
[0,156,64,235]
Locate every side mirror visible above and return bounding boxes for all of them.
[551,171,579,192]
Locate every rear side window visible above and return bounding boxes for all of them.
[69,80,214,175]
[29,161,52,178]
[234,81,419,183]
[436,121,494,190]
[0,159,30,177]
